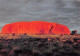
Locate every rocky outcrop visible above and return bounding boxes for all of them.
[1,21,71,34]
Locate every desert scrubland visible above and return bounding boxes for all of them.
[0,34,80,56]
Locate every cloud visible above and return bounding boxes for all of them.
[0,0,80,32]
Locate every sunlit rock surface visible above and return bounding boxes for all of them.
[1,21,71,34]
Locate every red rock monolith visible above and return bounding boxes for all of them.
[1,21,71,34]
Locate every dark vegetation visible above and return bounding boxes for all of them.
[0,34,80,56]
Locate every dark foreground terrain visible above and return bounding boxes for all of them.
[0,34,80,56]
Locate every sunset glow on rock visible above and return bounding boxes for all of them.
[1,21,71,34]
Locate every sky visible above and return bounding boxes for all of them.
[0,0,80,33]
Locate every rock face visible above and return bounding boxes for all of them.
[1,21,71,34]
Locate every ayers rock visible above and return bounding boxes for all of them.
[1,21,71,34]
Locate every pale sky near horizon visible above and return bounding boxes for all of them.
[0,0,80,33]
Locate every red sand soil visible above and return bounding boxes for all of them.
[1,21,71,34]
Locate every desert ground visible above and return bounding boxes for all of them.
[0,34,80,56]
